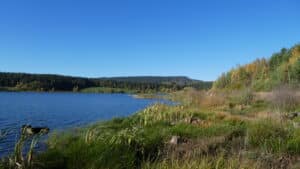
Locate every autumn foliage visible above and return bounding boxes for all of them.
[213,44,300,91]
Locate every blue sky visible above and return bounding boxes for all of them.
[0,0,299,81]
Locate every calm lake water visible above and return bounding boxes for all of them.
[0,92,169,157]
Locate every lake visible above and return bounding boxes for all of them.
[0,92,170,157]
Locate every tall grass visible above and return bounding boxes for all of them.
[246,119,290,153]
[171,88,226,108]
[0,128,45,169]
[270,85,300,113]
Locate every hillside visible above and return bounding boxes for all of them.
[0,72,212,92]
[213,44,300,91]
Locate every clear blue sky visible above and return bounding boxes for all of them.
[0,0,299,81]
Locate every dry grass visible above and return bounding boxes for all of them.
[171,88,227,108]
[270,85,300,113]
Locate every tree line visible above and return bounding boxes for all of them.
[0,73,212,92]
[213,44,300,91]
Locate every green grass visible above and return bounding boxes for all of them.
[36,120,170,169]
[170,122,245,139]
[287,129,300,154]
[227,100,269,115]
[246,119,292,153]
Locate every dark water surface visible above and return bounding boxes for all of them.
[0,92,169,157]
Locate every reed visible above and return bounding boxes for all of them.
[4,128,45,169]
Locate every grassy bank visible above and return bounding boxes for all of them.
[2,87,300,169]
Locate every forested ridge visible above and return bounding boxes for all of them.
[98,76,195,85]
[0,72,212,93]
[213,44,300,91]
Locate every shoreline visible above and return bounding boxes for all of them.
[2,88,300,169]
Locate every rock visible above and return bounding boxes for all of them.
[183,117,192,123]
[190,117,202,125]
[170,122,177,126]
[278,156,291,169]
[183,117,202,125]
[169,136,180,145]
[288,112,300,120]
[21,125,50,135]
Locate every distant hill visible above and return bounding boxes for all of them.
[213,44,300,91]
[0,72,212,92]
